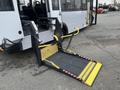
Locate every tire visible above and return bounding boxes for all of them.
[62,22,68,35]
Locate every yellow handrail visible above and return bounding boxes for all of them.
[61,28,80,39]
[53,35,59,41]
[0,47,4,52]
[38,44,52,48]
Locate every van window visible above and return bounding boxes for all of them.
[61,0,82,11]
[0,0,14,11]
[52,0,59,10]
[82,0,87,10]
[61,0,88,11]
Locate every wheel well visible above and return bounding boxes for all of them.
[62,22,68,35]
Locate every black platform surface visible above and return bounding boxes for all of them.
[47,52,89,76]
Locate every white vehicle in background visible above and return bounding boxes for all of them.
[0,0,98,52]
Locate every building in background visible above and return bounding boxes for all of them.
[98,0,120,5]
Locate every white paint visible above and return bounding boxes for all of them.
[0,0,24,45]
[62,11,88,33]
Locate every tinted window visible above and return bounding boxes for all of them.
[61,0,87,11]
[0,0,14,11]
[61,0,82,11]
[82,0,87,10]
[52,0,59,10]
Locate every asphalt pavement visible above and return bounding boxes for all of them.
[0,11,120,90]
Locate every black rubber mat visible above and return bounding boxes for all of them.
[47,52,89,76]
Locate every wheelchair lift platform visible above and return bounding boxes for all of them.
[39,44,102,87]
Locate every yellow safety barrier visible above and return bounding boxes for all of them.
[41,44,58,60]
[85,63,102,86]
[77,61,102,87]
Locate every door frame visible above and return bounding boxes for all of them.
[47,0,62,23]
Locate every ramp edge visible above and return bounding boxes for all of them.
[84,63,102,87]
